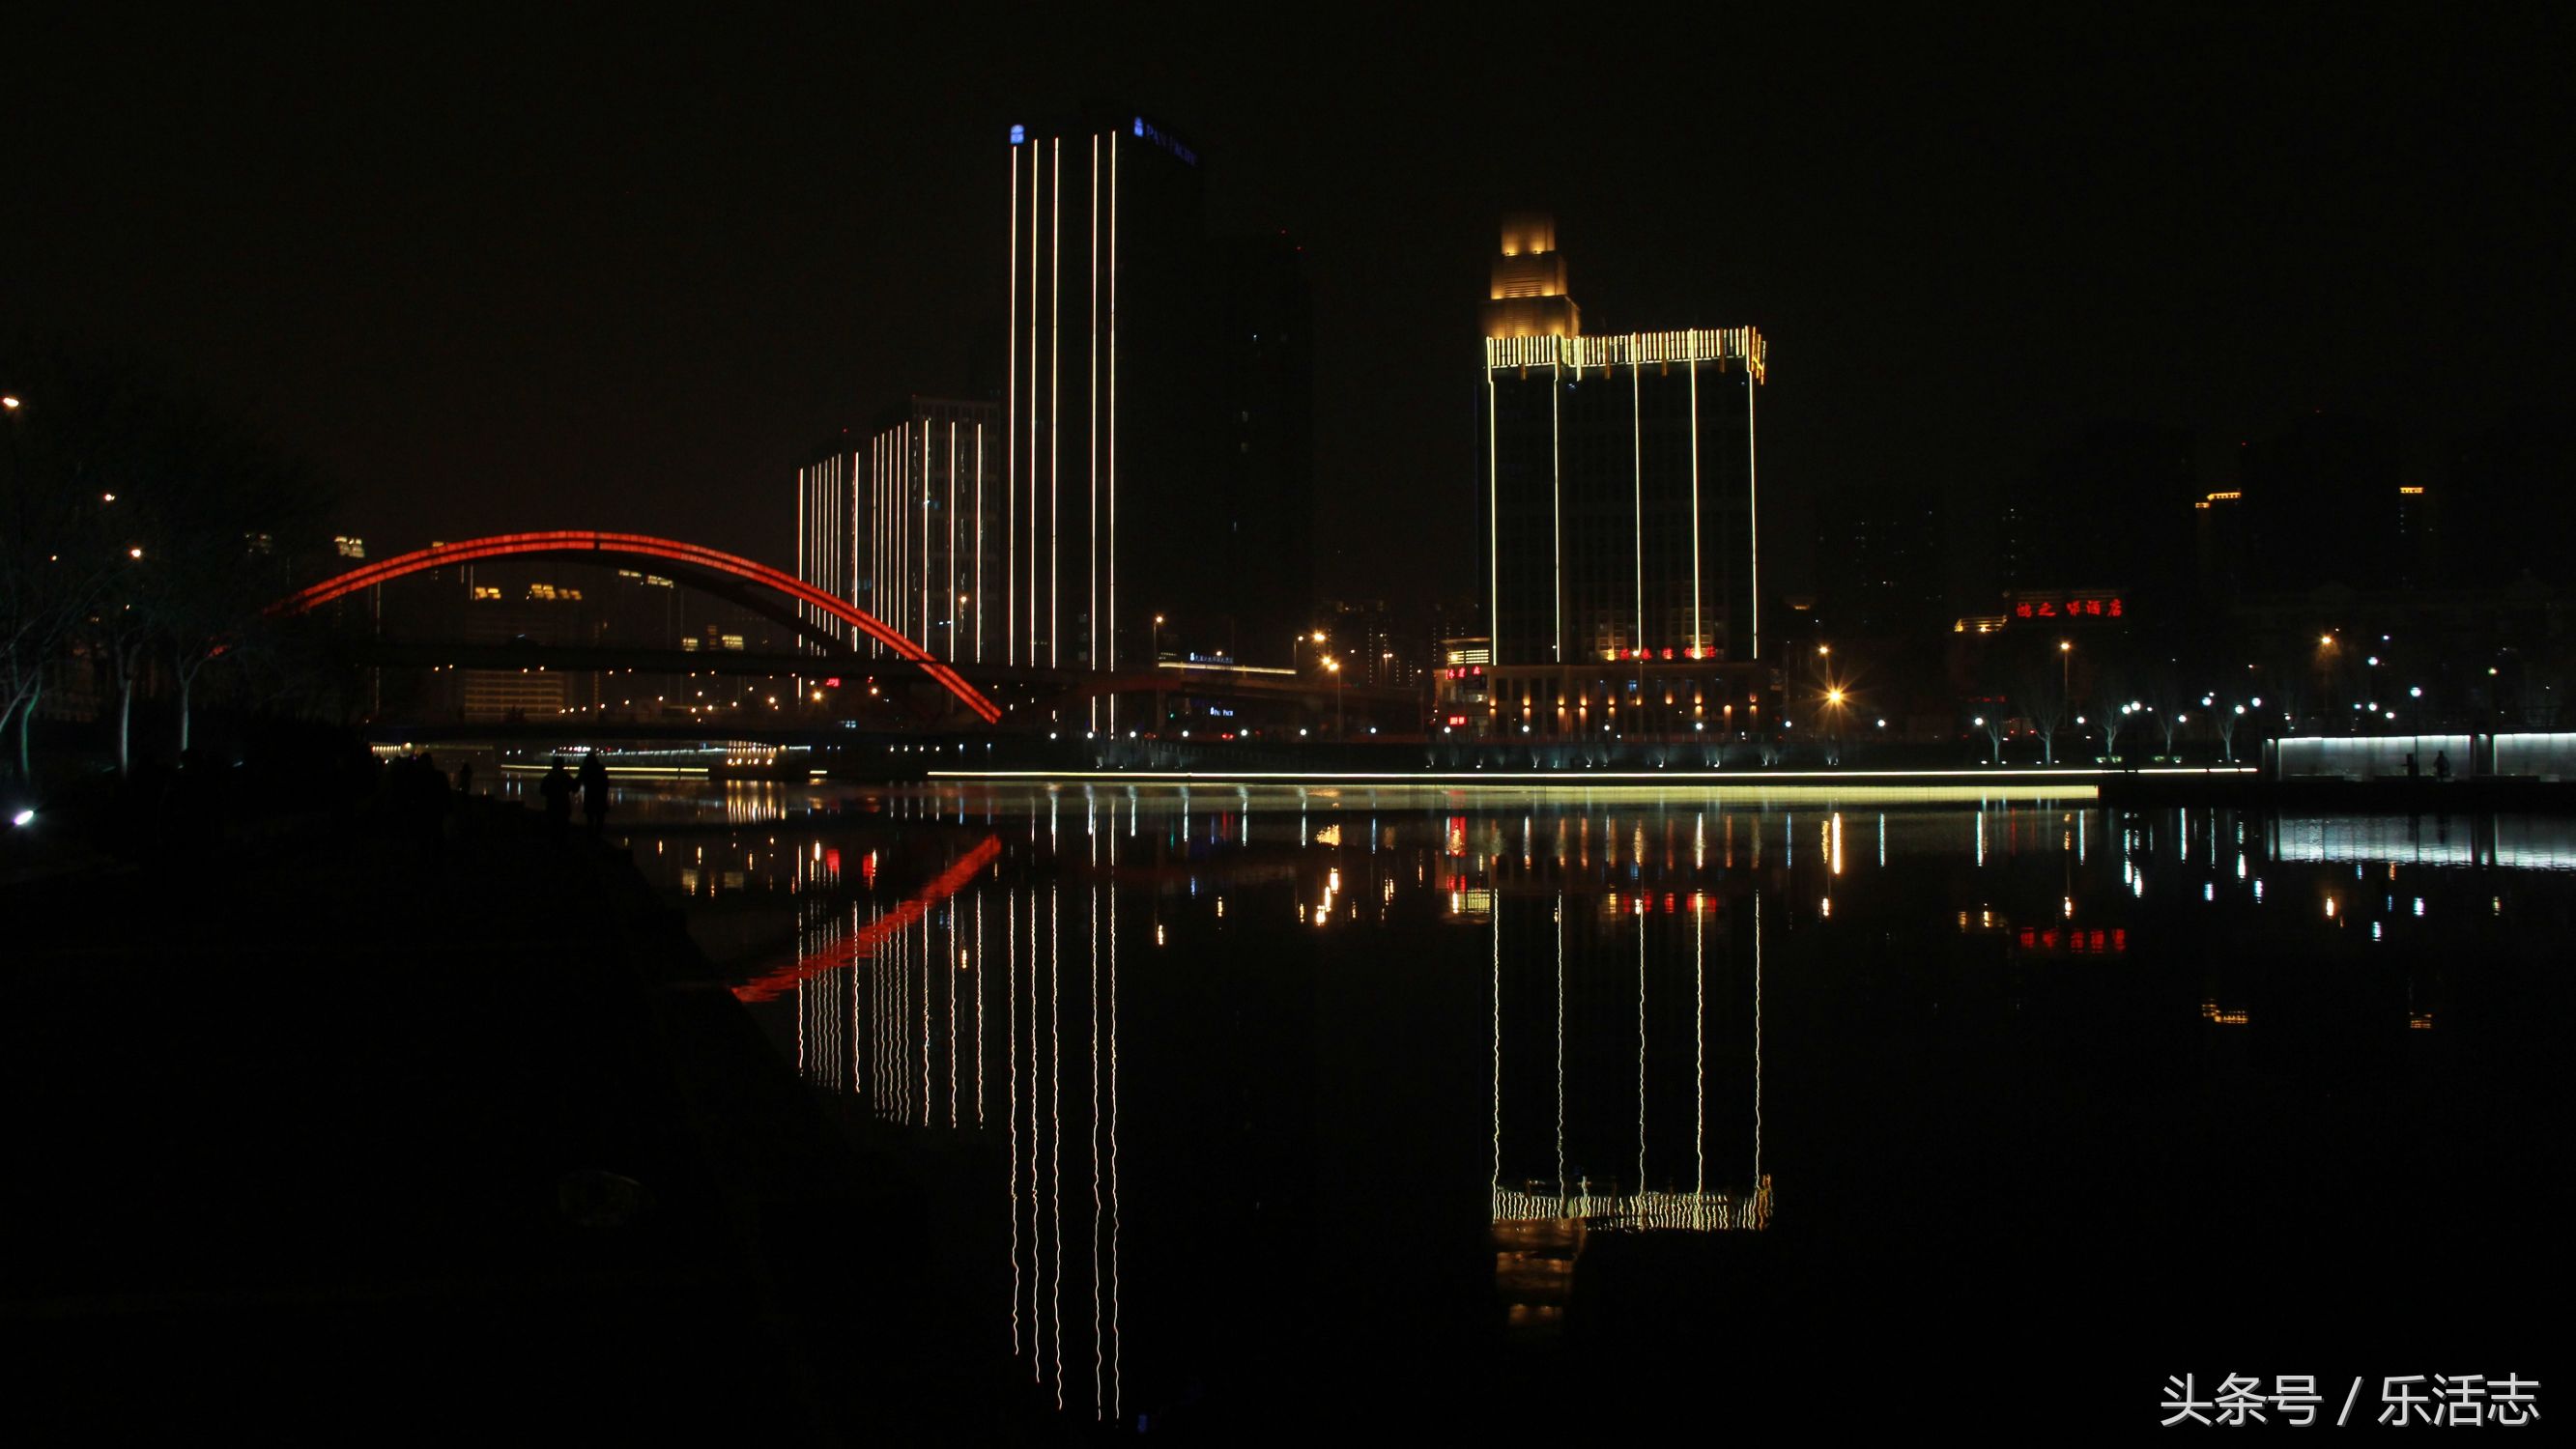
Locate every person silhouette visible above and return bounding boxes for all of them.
[456,759,474,796]
[579,752,610,836]
[540,756,574,838]
[2435,750,2451,782]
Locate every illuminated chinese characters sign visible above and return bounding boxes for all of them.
[2010,592,2125,622]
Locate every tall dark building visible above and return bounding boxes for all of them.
[2232,412,2431,594]
[1814,487,1944,639]
[1205,233,1316,667]
[998,108,1315,729]
[1995,421,2196,611]
[1477,214,1768,738]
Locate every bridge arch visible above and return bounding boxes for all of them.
[266,530,1003,724]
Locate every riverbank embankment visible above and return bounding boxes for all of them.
[1,787,1011,1442]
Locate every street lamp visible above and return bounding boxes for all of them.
[1152,613,1165,664]
[1325,656,1343,737]
[2059,639,2073,700]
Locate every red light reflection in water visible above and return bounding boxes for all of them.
[735,837,1003,1002]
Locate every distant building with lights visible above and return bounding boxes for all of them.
[797,398,1005,666]
[1477,214,1769,738]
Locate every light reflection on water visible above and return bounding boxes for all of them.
[603,782,2564,1427]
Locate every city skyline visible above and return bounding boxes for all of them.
[9,11,2567,618]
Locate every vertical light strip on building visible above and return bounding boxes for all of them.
[826,458,835,641]
[900,429,908,642]
[1048,137,1062,669]
[896,427,906,643]
[1019,143,1030,664]
[975,423,986,663]
[794,464,806,652]
[947,420,959,661]
[837,456,845,639]
[1550,355,1564,663]
[1087,133,1101,729]
[921,425,932,649]
[1687,338,1703,655]
[1747,359,1760,660]
[860,450,871,638]
[1007,146,1019,667]
[868,438,878,655]
[869,436,881,657]
[1631,355,1645,657]
[1105,131,1118,736]
[1484,366,1500,677]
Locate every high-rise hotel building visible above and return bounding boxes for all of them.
[796,109,1313,731]
[1479,213,1769,738]
[1002,109,1313,710]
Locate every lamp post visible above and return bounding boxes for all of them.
[1152,613,1165,665]
[1325,657,1343,738]
[2059,639,2073,701]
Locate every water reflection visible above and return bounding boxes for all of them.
[591,782,2562,1427]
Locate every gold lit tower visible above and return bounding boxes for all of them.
[1481,212,1581,339]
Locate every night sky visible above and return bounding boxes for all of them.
[8,10,2567,607]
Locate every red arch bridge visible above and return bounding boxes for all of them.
[265,530,1005,724]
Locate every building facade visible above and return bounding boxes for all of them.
[797,398,1006,667]
[1001,109,1313,724]
[795,110,1315,735]
[1478,216,1768,738]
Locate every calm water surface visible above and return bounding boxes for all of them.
[578,779,2565,1432]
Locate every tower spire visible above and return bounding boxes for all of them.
[1481,212,1581,339]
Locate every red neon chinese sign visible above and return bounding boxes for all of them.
[2012,595,2124,621]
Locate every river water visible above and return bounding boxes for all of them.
[544,777,2564,1433]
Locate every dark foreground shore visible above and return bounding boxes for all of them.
[0,791,1017,1444]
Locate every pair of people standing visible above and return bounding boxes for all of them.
[539,753,612,837]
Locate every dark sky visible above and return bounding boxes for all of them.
[8,9,2567,606]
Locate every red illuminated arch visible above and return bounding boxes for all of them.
[266,530,1003,724]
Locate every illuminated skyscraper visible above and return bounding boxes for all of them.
[1002,109,1314,725]
[1478,215,1769,738]
[793,110,1312,722]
